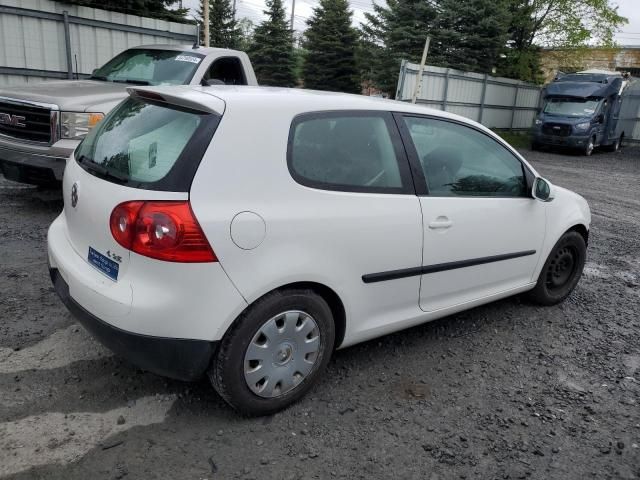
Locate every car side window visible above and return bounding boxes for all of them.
[403,116,528,197]
[203,57,247,85]
[288,112,409,193]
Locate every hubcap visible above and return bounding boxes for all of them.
[546,246,577,291]
[244,311,321,398]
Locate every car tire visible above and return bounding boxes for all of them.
[209,289,335,416]
[528,231,586,306]
[531,141,540,151]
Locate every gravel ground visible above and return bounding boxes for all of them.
[0,146,639,480]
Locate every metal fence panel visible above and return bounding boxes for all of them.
[0,0,197,86]
[397,60,640,142]
[397,61,542,131]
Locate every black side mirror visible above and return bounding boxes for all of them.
[597,113,604,123]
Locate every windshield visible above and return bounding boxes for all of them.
[90,49,204,86]
[543,98,601,117]
[75,97,206,188]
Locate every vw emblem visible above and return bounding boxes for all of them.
[71,182,79,208]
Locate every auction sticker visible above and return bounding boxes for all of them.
[175,55,202,64]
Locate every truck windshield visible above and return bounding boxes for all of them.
[90,49,204,86]
[543,98,600,117]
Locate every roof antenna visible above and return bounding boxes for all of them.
[193,20,200,49]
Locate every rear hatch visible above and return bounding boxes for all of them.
[63,87,223,283]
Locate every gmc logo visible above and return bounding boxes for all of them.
[0,113,26,128]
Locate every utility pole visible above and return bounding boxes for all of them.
[233,0,237,21]
[411,36,431,104]
[290,0,295,31]
[203,0,210,47]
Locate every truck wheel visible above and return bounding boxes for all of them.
[531,141,540,151]
[209,289,335,416]
[583,136,595,156]
[606,135,622,152]
[528,231,586,306]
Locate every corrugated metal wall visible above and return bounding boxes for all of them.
[396,61,543,130]
[0,0,197,86]
[619,80,640,142]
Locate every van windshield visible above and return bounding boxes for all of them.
[90,49,204,86]
[75,96,214,190]
[543,98,600,117]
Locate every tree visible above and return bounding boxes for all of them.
[302,0,361,94]
[497,0,627,82]
[434,0,511,73]
[360,0,439,97]
[248,0,297,87]
[60,0,189,22]
[199,0,242,49]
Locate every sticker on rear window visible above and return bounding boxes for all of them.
[175,55,201,64]
[148,141,157,169]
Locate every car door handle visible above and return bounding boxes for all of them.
[428,218,453,229]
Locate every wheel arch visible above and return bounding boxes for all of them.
[220,281,347,350]
[566,223,589,246]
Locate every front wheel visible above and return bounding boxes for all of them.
[209,289,335,416]
[528,231,586,306]
[583,136,595,156]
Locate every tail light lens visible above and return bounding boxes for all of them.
[109,201,217,263]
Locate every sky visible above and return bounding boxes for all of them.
[182,0,640,46]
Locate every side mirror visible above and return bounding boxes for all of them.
[532,177,554,202]
[92,68,99,76]
[597,113,604,124]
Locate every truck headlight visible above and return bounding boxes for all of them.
[60,112,104,140]
[575,122,590,132]
[534,119,543,125]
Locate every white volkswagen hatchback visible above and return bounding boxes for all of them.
[48,86,590,415]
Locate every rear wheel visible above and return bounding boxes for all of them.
[209,289,335,416]
[528,231,586,305]
[606,135,622,152]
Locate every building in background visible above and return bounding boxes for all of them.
[541,46,640,82]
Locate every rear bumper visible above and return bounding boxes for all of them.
[50,267,217,381]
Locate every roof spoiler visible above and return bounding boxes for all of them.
[126,87,224,115]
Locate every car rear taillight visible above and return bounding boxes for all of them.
[109,201,216,263]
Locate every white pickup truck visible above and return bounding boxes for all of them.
[0,44,257,185]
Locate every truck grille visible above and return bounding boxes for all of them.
[0,100,54,143]
[542,123,572,137]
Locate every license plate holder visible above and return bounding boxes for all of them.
[88,247,119,281]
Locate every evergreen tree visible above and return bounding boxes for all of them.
[360,0,438,97]
[248,0,297,87]
[302,0,360,94]
[434,0,511,73]
[199,0,242,49]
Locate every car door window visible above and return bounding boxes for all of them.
[288,112,411,193]
[403,116,527,197]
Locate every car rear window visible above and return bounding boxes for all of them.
[75,96,219,191]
